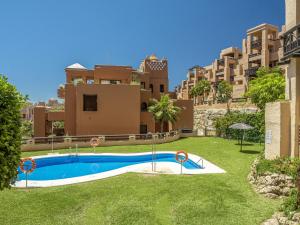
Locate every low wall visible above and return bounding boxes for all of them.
[21,134,180,152]
[194,104,258,135]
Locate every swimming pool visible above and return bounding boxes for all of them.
[15,152,225,187]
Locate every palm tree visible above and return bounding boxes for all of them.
[191,80,211,105]
[216,80,233,112]
[190,86,198,105]
[148,94,181,133]
[199,80,211,103]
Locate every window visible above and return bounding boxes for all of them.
[100,80,121,84]
[83,95,97,111]
[141,82,145,89]
[160,84,164,93]
[149,84,153,93]
[87,79,94,85]
[141,102,148,112]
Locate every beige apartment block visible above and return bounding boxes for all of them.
[265,0,300,159]
[177,23,281,103]
[33,55,193,137]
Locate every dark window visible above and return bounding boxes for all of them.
[140,124,148,134]
[160,84,164,93]
[141,102,148,112]
[141,82,145,89]
[149,84,153,93]
[83,95,97,111]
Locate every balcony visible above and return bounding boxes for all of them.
[249,52,261,58]
[216,69,224,76]
[217,59,225,66]
[282,23,300,59]
[251,40,262,49]
[245,66,260,77]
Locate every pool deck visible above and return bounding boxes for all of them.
[13,152,225,188]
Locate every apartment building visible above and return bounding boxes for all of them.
[33,55,193,137]
[177,23,281,102]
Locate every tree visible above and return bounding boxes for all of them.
[216,80,233,112]
[21,120,33,138]
[0,75,26,190]
[148,94,181,132]
[190,86,198,105]
[190,80,211,105]
[245,67,285,111]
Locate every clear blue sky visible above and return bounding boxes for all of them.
[0,0,285,102]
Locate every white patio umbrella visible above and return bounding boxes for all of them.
[229,123,254,151]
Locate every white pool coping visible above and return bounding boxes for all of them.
[13,151,225,188]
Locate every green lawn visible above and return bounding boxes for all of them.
[0,137,281,225]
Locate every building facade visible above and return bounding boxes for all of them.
[33,55,193,137]
[265,0,300,159]
[177,23,282,103]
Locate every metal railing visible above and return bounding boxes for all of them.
[251,40,262,49]
[216,69,224,76]
[22,131,179,145]
[282,23,300,59]
[249,52,261,58]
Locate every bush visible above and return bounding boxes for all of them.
[0,75,26,190]
[256,157,300,180]
[281,189,299,217]
[214,111,264,142]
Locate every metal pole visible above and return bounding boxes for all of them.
[240,130,244,152]
[151,139,154,172]
[25,172,28,188]
[51,123,54,153]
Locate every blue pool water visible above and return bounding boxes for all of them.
[18,153,201,181]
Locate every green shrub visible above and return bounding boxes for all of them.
[0,75,26,190]
[281,189,299,217]
[214,111,264,142]
[256,157,300,180]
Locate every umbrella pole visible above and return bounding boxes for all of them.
[240,130,244,152]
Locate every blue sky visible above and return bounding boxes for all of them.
[0,0,285,102]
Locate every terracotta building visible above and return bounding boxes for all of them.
[33,55,193,137]
[177,23,281,103]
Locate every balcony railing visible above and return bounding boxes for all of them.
[245,66,260,77]
[282,23,300,59]
[249,52,261,58]
[251,40,262,49]
[216,69,224,76]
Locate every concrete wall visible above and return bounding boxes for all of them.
[172,100,194,130]
[265,102,290,159]
[194,104,257,134]
[74,84,140,135]
[64,84,77,135]
[33,107,47,137]
[47,111,65,121]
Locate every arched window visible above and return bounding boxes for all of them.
[141,102,148,112]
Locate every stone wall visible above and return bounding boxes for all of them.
[193,103,258,135]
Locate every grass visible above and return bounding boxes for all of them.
[0,137,281,225]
